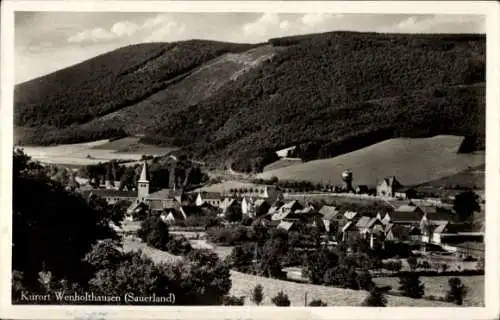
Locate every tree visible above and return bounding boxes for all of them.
[225,205,243,222]
[308,299,327,306]
[361,288,387,307]
[12,149,118,290]
[453,190,481,222]
[137,216,169,249]
[271,291,291,306]
[251,284,264,306]
[406,256,418,272]
[446,277,468,306]
[398,274,425,299]
[305,248,339,284]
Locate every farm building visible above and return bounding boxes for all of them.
[195,192,223,207]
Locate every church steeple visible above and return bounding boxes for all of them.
[137,160,149,201]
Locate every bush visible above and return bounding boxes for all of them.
[308,299,327,306]
[446,277,468,306]
[137,215,169,249]
[165,235,192,255]
[251,284,264,306]
[206,226,250,245]
[406,256,418,272]
[271,291,291,306]
[222,295,245,306]
[398,274,425,299]
[361,288,387,307]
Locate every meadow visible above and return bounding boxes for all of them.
[258,135,484,187]
[373,275,484,306]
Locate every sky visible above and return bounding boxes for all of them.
[15,12,485,84]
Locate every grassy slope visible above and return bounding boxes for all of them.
[15,32,485,172]
[257,135,485,187]
[373,276,484,306]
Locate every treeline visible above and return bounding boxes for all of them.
[77,157,209,190]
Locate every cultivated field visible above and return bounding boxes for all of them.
[17,137,175,166]
[373,276,484,306]
[258,135,484,187]
[91,136,178,155]
[263,158,303,172]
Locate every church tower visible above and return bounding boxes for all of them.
[137,161,150,202]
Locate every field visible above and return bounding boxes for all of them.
[263,158,303,172]
[258,135,484,187]
[91,136,178,155]
[17,137,175,166]
[373,276,484,306]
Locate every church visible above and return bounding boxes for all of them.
[125,161,194,222]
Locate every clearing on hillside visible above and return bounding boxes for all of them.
[258,135,484,187]
[91,136,178,155]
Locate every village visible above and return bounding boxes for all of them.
[73,159,484,285]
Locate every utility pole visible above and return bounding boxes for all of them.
[304,292,308,306]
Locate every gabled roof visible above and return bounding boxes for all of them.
[355,216,372,228]
[162,209,186,221]
[277,220,296,231]
[319,205,341,220]
[342,221,356,232]
[395,205,422,213]
[379,176,403,189]
[147,188,183,200]
[254,199,268,207]
[432,222,449,234]
[282,200,302,210]
[385,224,410,240]
[344,211,358,220]
[149,199,164,211]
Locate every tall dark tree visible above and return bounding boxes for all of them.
[453,190,481,222]
[398,274,425,299]
[446,277,468,306]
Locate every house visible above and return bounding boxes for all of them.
[376,176,403,198]
[241,197,255,216]
[268,199,285,215]
[384,223,411,242]
[220,198,242,218]
[195,192,223,207]
[160,208,187,224]
[343,216,385,248]
[227,183,283,202]
[126,201,149,219]
[271,200,303,221]
[253,199,271,217]
[318,205,341,233]
[387,205,425,225]
[277,220,299,232]
[394,187,417,200]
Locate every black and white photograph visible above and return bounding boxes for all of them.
[1,1,499,319]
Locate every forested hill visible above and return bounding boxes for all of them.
[15,32,485,172]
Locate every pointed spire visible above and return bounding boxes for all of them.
[139,160,148,183]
